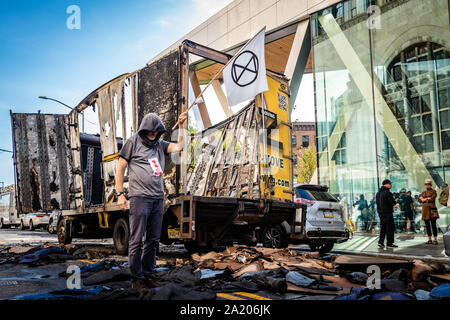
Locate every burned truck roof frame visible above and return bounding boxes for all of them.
[11,40,295,218]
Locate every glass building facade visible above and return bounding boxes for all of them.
[311,0,450,234]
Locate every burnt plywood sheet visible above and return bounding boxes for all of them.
[429,273,450,282]
[286,283,340,295]
[11,113,73,214]
[334,255,413,270]
[138,51,179,174]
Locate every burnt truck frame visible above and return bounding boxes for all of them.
[10,41,303,254]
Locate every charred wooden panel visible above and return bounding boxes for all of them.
[68,111,84,212]
[36,114,51,210]
[185,103,262,200]
[96,80,124,203]
[138,50,179,174]
[11,113,74,214]
[13,114,31,213]
[54,115,71,209]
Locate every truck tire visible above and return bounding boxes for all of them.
[19,220,24,231]
[57,219,72,244]
[309,242,334,254]
[113,218,129,256]
[29,220,34,231]
[262,224,289,249]
[48,219,54,234]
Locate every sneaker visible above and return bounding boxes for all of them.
[131,280,149,293]
[386,244,398,248]
[378,243,385,248]
[144,277,161,288]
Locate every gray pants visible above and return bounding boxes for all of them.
[128,197,164,281]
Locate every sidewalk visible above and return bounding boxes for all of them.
[333,233,449,261]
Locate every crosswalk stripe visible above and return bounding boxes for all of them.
[349,237,368,249]
[357,236,379,251]
[233,292,272,300]
[216,293,247,300]
[346,237,368,250]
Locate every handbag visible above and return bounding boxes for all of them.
[430,209,440,219]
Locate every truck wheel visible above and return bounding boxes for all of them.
[309,242,334,254]
[29,220,34,231]
[113,218,129,256]
[57,219,72,244]
[19,220,24,230]
[262,225,289,249]
[47,219,53,234]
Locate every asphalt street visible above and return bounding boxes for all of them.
[0,228,449,300]
[0,229,113,246]
[0,229,448,259]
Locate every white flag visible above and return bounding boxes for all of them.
[223,27,268,107]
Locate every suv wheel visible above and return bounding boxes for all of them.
[262,224,289,248]
[309,242,334,254]
[113,218,129,256]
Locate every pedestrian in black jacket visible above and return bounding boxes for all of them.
[376,180,398,248]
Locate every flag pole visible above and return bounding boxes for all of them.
[172,27,267,130]
[260,92,269,197]
[172,58,232,130]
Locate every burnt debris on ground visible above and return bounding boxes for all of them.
[1,243,450,300]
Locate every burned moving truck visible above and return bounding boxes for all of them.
[10,41,302,254]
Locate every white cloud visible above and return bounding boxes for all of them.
[154,18,171,27]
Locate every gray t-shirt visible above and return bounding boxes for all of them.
[119,135,170,199]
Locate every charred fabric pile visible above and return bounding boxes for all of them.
[2,244,449,300]
[0,243,118,266]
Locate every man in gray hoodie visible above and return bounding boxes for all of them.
[115,112,187,291]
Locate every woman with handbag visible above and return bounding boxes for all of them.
[419,179,439,245]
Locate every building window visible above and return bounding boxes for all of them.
[311,0,450,236]
[302,136,310,148]
[385,42,450,153]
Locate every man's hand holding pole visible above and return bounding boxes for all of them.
[172,111,188,130]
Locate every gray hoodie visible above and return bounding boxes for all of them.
[119,113,170,199]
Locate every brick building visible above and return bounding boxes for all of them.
[292,122,317,184]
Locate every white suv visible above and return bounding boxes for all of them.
[19,212,51,231]
[292,184,349,253]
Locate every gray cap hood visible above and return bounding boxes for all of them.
[138,113,166,148]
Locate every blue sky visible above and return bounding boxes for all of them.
[0,0,233,186]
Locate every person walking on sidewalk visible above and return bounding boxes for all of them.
[116,112,187,292]
[353,194,369,232]
[420,179,439,245]
[439,182,450,207]
[400,190,416,233]
[376,180,398,248]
